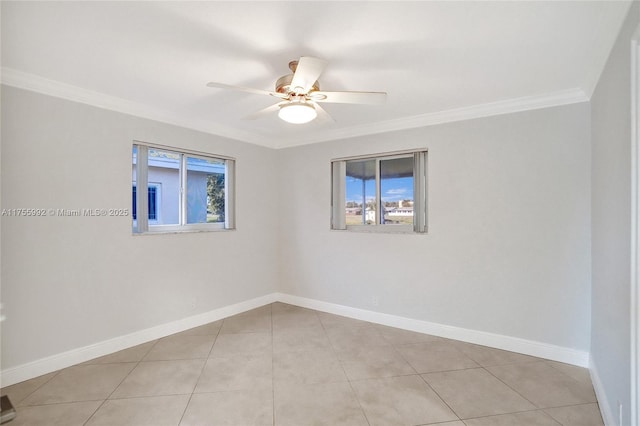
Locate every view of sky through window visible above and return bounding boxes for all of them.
[344,157,414,225]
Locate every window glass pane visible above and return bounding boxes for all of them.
[380,157,414,225]
[131,186,159,221]
[186,156,226,224]
[147,187,158,220]
[148,149,180,225]
[345,159,376,225]
[132,185,137,220]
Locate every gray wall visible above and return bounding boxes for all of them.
[0,86,280,370]
[278,103,592,352]
[590,3,639,425]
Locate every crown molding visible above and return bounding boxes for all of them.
[274,88,590,148]
[2,67,588,150]
[0,67,276,148]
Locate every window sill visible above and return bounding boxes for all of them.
[332,225,426,235]
[133,227,235,236]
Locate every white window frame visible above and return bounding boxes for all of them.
[331,149,427,234]
[133,142,236,234]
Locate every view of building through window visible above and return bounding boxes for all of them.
[131,185,158,221]
[132,145,233,233]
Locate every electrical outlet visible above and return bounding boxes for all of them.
[371,296,379,307]
[190,298,197,310]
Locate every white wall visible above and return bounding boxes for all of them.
[278,103,592,352]
[0,86,279,371]
[590,3,639,425]
[0,83,596,383]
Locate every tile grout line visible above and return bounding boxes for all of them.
[393,337,552,422]
[2,368,62,408]
[541,404,601,425]
[177,319,224,426]
[543,359,599,389]
[481,362,553,410]
[384,333,470,422]
[319,310,373,426]
[81,339,160,425]
[458,407,563,424]
[414,371,462,422]
[390,337,463,422]
[543,400,604,410]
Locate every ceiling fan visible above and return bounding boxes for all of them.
[206,56,387,124]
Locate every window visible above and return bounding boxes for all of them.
[331,150,427,233]
[132,185,159,221]
[132,144,235,233]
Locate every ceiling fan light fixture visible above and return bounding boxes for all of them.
[207,57,386,123]
[278,102,317,124]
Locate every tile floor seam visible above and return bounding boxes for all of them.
[540,409,572,426]
[347,371,434,383]
[352,390,376,425]
[179,319,225,426]
[82,361,142,426]
[479,364,548,410]
[487,359,599,411]
[444,342,486,370]
[141,356,211,362]
[460,408,563,425]
[398,340,482,374]
[6,371,60,407]
[330,318,371,426]
[178,359,214,425]
[543,360,596,387]
[101,393,190,401]
[191,354,214,392]
[420,365,493,375]
[343,370,373,426]
[415,370,462,422]
[543,403,606,426]
[314,308,372,426]
[543,401,602,410]
[15,397,106,407]
[132,338,161,364]
[534,409,563,425]
[475,359,541,368]
[542,403,604,426]
[391,341,422,376]
[143,338,161,357]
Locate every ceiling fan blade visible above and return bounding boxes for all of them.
[309,90,387,105]
[242,102,285,120]
[290,56,328,94]
[206,82,287,99]
[313,103,335,123]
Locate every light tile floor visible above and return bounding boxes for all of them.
[1,303,604,426]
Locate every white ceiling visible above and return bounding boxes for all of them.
[1,1,632,149]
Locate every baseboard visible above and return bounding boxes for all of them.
[276,293,590,367]
[590,357,617,426]
[2,291,590,387]
[0,293,279,387]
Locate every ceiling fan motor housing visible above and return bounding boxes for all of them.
[275,74,320,95]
